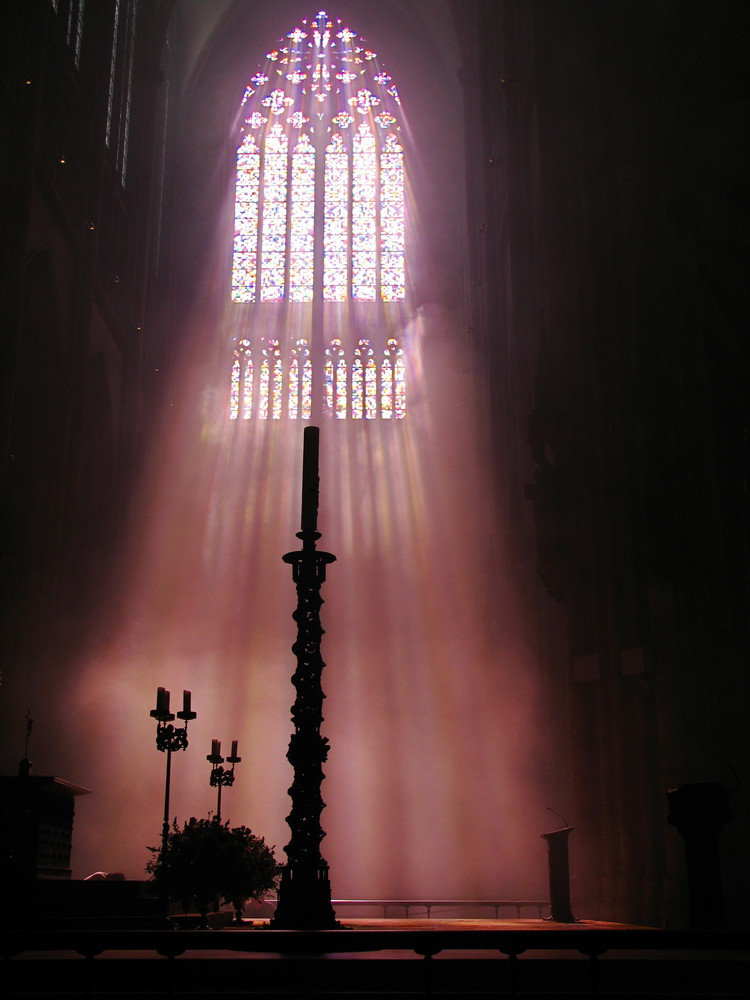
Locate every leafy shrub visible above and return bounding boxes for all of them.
[147,817,282,923]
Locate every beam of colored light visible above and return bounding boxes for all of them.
[64,302,545,903]
[57,70,548,902]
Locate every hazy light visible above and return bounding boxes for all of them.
[11,10,550,904]
[58,271,547,900]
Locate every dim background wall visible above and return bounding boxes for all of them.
[457,0,750,925]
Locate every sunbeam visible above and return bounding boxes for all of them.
[61,8,548,902]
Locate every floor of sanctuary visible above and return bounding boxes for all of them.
[245,917,651,931]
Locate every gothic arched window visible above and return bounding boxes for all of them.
[230,11,406,420]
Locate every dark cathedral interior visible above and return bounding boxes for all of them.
[1,0,749,978]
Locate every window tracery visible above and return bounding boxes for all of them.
[229,11,407,420]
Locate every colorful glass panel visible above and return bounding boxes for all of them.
[352,357,364,419]
[336,356,347,418]
[382,339,406,420]
[366,356,378,418]
[394,352,406,419]
[260,125,288,301]
[232,135,260,302]
[272,352,283,419]
[288,356,299,419]
[380,133,405,301]
[289,340,312,420]
[301,357,312,420]
[243,354,253,419]
[325,356,334,417]
[381,357,393,419]
[290,132,315,301]
[324,133,349,301]
[352,124,377,300]
[258,358,269,419]
[230,358,240,420]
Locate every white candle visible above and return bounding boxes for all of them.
[231,740,238,758]
[182,690,191,714]
[211,739,221,757]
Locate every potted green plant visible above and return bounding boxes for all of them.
[147,817,281,927]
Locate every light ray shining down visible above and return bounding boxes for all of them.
[67,10,546,902]
[69,295,544,897]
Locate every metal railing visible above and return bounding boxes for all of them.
[322,898,550,919]
[2,925,747,999]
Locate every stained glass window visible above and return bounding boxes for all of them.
[231,10,404,305]
[229,333,407,420]
[229,11,408,419]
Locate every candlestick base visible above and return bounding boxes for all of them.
[269,864,339,929]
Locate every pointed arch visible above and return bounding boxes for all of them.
[229,11,407,419]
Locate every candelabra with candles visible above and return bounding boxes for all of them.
[150,687,196,864]
[207,739,241,823]
[270,426,338,929]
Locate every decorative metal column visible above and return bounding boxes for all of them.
[270,426,339,929]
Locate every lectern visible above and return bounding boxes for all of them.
[541,826,575,923]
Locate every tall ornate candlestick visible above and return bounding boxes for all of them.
[207,739,241,823]
[271,426,338,929]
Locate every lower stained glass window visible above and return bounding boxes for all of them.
[230,337,405,421]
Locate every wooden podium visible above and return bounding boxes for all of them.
[541,826,575,923]
[0,774,91,884]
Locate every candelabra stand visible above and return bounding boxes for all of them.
[207,740,241,823]
[150,687,196,912]
[271,427,339,929]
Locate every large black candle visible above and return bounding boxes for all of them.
[301,425,320,532]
